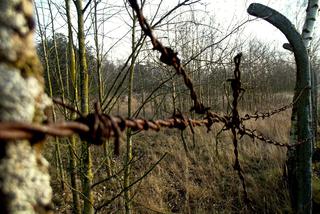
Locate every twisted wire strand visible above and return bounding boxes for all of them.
[128,0,209,114]
[0,113,225,143]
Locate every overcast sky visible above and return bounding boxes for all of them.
[35,0,316,61]
[206,0,310,41]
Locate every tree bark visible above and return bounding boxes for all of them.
[302,0,319,49]
[0,0,52,213]
[65,0,82,213]
[47,0,66,193]
[124,8,137,214]
[74,0,93,213]
[302,0,319,144]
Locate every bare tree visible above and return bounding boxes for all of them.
[74,0,94,213]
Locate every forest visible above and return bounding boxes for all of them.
[0,0,319,213]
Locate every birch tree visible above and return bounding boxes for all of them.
[302,0,319,144]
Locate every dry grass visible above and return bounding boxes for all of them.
[128,111,292,213]
[46,109,294,213]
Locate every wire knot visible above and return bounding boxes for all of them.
[75,104,124,156]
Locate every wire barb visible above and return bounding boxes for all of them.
[128,0,209,115]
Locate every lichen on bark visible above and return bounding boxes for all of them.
[0,0,53,213]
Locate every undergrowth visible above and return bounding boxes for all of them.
[47,111,295,213]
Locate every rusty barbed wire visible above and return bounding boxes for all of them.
[0,121,89,142]
[0,1,312,211]
[228,53,249,203]
[0,50,310,210]
[0,99,299,150]
[126,0,302,151]
[240,86,307,122]
[128,0,209,114]
[0,106,226,154]
[241,104,292,121]
[238,125,307,148]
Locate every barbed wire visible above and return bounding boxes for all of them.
[240,86,307,122]
[0,99,298,150]
[0,49,303,209]
[227,53,249,202]
[0,0,310,210]
[241,105,292,121]
[238,125,307,148]
[0,52,306,211]
[128,0,209,114]
[0,106,226,154]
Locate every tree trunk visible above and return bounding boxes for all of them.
[93,0,103,105]
[74,0,93,213]
[0,0,52,212]
[48,0,67,116]
[302,0,319,144]
[124,9,137,214]
[46,0,66,193]
[65,0,82,213]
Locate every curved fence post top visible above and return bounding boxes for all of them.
[247,3,310,88]
[248,3,313,213]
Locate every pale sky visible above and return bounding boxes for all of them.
[207,0,310,42]
[35,0,316,61]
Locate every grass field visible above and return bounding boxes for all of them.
[47,109,297,213]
